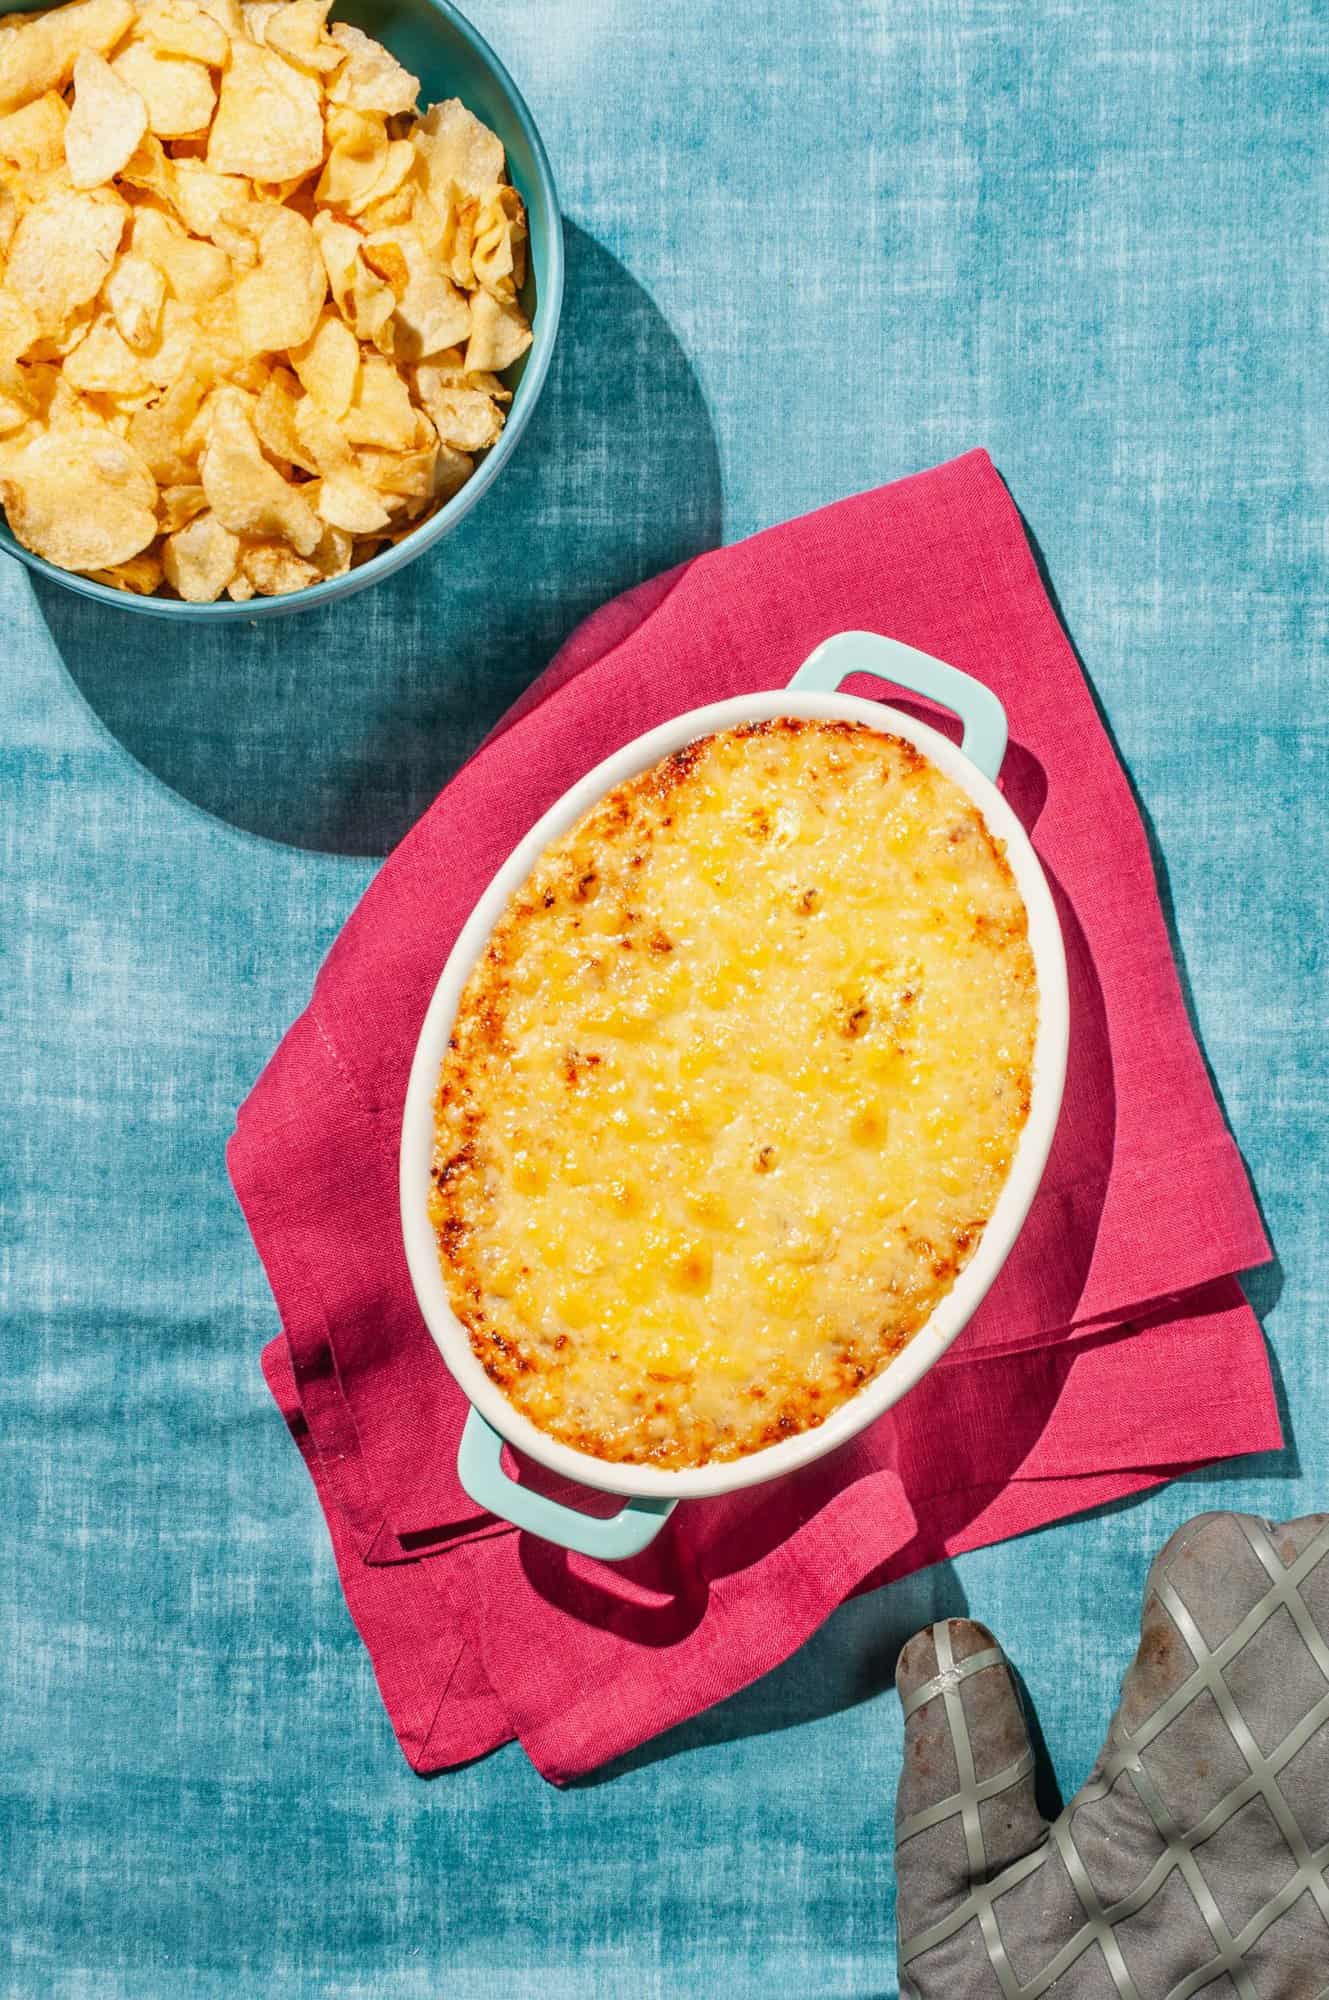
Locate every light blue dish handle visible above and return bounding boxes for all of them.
[789,632,1008,783]
[458,1408,676,1561]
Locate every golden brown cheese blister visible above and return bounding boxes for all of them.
[432,719,1039,1470]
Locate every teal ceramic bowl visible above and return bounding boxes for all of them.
[0,0,562,618]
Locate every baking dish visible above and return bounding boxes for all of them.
[400,631,1069,1559]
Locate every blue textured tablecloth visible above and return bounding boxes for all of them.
[3,2,1325,1993]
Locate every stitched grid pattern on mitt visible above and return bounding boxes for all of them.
[895,1513,1329,1999]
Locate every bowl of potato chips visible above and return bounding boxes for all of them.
[0,0,561,612]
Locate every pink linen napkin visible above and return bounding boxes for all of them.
[230,449,1278,1784]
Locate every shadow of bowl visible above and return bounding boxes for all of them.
[36,222,723,854]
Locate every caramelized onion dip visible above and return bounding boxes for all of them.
[431,718,1037,1468]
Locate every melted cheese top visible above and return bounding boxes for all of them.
[431,718,1037,1468]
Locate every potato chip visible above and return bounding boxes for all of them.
[355,426,441,503]
[128,368,206,481]
[414,376,502,452]
[125,299,207,392]
[206,39,323,181]
[401,260,472,362]
[0,359,49,431]
[237,536,318,588]
[471,185,526,302]
[229,203,325,353]
[309,516,351,576]
[292,388,349,472]
[290,309,358,416]
[257,171,315,208]
[61,313,153,395]
[415,348,510,402]
[354,431,469,513]
[441,195,478,290]
[312,210,395,344]
[167,156,248,236]
[220,342,270,395]
[313,462,389,533]
[0,179,16,257]
[158,480,207,530]
[327,22,417,116]
[5,188,125,331]
[464,287,531,373]
[0,0,134,117]
[65,52,149,189]
[315,105,388,212]
[0,91,69,174]
[253,364,309,468]
[106,249,167,349]
[0,420,157,568]
[340,350,414,449]
[0,286,39,363]
[119,131,178,203]
[403,183,445,254]
[368,225,469,361]
[162,505,239,598]
[432,438,474,503]
[90,547,164,593]
[411,346,456,384]
[355,177,417,234]
[262,0,340,74]
[310,210,357,281]
[44,371,95,424]
[199,386,320,553]
[138,0,230,68]
[365,137,415,209]
[239,537,320,594]
[238,1,281,41]
[413,98,504,205]
[113,42,217,140]
[360,234,408,297]
[195,0,245,40]
[239,536,322,588]
[26,306,101,364]
[0,362,32,434]
[11,353,58,408]
[204,202,258,268]
[131,204,231,303]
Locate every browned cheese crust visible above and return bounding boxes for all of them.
[431,718,1038,1468]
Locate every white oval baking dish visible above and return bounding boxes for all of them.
[400,631,1069,1559]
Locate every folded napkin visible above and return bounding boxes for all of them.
[229,449,1277,1784]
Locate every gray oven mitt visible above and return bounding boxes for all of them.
[895,1512,1329,1997]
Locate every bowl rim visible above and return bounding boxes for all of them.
[0,0,564,620]
[400,685,1071,1499]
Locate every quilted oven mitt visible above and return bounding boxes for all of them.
[895,1512,1329,1998]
